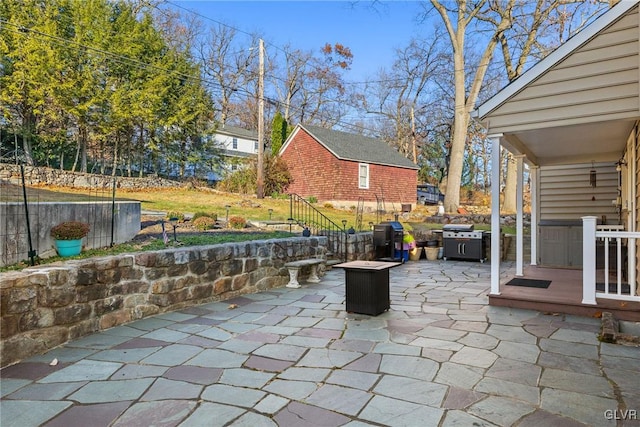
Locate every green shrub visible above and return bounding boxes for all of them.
[218,156,292,195]
[270,191,290,199]
[192,211,217,221]
[193,216,216,230]
[307,196,318,204]
[166,211,185,222]
[323,202,334,209]
[228,216,247,229]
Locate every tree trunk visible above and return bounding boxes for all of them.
[80,125,87,173]
[443,48,468,213]
[72,131,80,172]
[111,134,119,177]
[138,125,144,177]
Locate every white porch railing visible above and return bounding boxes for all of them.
[582,216,640,304]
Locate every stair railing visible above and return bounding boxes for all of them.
[289,194,347,261]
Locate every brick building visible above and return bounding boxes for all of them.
[279,124,418,209]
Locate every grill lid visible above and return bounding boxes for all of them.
[381,221,404,231]
[442,224,474,232]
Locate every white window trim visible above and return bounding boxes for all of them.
[358,163,369,189]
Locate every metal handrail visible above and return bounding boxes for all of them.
[289,194,347,261]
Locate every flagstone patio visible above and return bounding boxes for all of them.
[1,260,638,426]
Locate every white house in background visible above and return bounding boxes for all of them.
[209,125,259,181]
[473,0,640,321]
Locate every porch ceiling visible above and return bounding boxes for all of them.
[501,118,636,167]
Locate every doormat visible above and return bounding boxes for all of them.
[596,282,631,294]
[506,278,551,288]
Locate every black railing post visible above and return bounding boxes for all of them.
[110,177,116,247]
[20,164,36,266]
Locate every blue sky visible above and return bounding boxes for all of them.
[170,1,427,82]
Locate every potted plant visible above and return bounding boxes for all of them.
[395,233,416,262]
[402,233,416,251]
[50,221,90,257]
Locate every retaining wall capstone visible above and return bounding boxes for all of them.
[0,237,327,367]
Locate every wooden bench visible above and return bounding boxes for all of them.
[284,258,324,288]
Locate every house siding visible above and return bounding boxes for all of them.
[280,130,343,200]
[280,129,417,204]
[539,163,618,221]
[634,126,640,282]
[487,6,640,133]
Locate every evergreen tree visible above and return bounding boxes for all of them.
[270,111,288,156]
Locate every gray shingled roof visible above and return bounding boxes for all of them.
[217,125,258,140]
[300,124,418,169]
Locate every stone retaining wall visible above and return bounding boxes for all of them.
[0,163,182,189]
[346,232,376,261]
[425,213,531,226]
[0,237,327,367]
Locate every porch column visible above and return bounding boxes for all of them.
[490,134,503,295]
[530,166,538,266]
[516,155,524,276]
[582,216,597,305]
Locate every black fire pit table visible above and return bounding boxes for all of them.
[334,261,402,315]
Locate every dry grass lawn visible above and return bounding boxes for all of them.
[2,182,436,231]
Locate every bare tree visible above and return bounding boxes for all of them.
[427,0,607,212]
[362,35,445,162]
[490,1,609,212]
[428,0,513,212]
[271,45,313,123]
[198,25,259,125]
[295,43,354,126]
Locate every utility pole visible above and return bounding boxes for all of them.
[256,38,265,199]
[411,106,417,164]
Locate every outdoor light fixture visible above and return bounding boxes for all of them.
[590,162,597,188]
[268,208,273,220]
[287,217,295,233]
[616,158,627,172]
[341,219,347,230]
[225,205,231,226]
[369,221,374,230]
[169,217,179,243]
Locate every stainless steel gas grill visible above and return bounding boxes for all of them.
[442,224,487,262]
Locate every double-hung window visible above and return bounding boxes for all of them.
[232,138,238,149]
[358,163,369,189]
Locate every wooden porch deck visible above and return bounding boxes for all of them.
[491,265,640,321]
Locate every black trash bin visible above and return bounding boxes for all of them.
[373,221,404,262]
